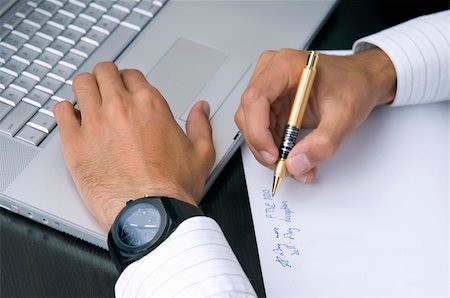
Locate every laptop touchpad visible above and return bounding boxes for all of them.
[146,37,250,120]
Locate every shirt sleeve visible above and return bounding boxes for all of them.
[114,216,257,298]
[352,10,450,106]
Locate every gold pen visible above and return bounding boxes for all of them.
[272,50,319,196]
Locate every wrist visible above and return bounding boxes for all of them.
[97,186,197,232]
[353,48,397,106]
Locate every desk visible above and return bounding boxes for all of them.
[1,1,446,297]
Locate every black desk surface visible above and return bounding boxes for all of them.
[1,1,445,297]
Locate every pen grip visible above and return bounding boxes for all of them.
[278,125,299,160]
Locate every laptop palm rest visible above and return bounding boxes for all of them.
[146,37,250,121]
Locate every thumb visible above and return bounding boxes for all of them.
[286,122,344,181]
[185,100,215,164]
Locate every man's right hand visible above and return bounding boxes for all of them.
[235,48,396,183]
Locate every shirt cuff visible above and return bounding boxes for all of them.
[352,10,450,106]
[115,216,257,298]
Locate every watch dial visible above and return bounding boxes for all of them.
[118,204,162,247]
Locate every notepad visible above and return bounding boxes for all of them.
[242,100,449,297]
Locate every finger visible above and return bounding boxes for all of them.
[120,69,150,93]
[250,50,276,80]
[92,62,126,102]
[185,101,215,171]
[54,101,80,149]
[238,51,306,166]
[286,118,349,177]
[72,72,102,120]
[291,167,318,184]
[239,90,279,165]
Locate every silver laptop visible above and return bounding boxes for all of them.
[0,0,337,249]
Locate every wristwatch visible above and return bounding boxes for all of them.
[107,196,204,272]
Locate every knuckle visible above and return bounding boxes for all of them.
[316,133,339,158]
[277,48,296,58]
[241,86,259,105]
[93,61,116,73]
[234,108,243,126]
[73,72,92,86]
[259,50,275,61]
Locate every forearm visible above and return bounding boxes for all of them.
[115,216,257,297]
[353,10,450,106]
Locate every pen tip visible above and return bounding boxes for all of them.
[272,176,281,197]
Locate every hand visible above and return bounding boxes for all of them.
[235,48,396,183]
[54,62,215,231]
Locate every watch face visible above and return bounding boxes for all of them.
[117,203,163,248]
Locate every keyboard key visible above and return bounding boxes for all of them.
[39,98,59,117]
[115,1,138,12]
[58,28,84,45]
[13,22,39,39]
[70,40,96,58]
[4,15,23,30]
[47,63,74,82]
[60,52,85,70]
[0,72,15,89]
[36,1,61,17]
[84,28,108,46]
[93,18,118,35]
[23,63,49,81]
[52,83,75,103]
[25,11,50,28]
[0,101,37,136]
[47,39,72,57]
[37,24,63,41]
[0,27,10,41]
[103,7,128,23]
[13,46,40,64]
[0,87,26,106]
[35,50,61,68]
[27,111,56,133]
[23,88,51,107]
[92,0,113,11]
[15,125,47,145]
[0,59,28,77]
[25,35,52,53]
[70,0,89,8]
[15,3,35,19]
[10,75,38,94]
[133,2,160,18]
[61,2,84,17]
[27,0,44,8]
[0,45,14,63]
[35,77,63,95]
[0,102,12,120]
[1,34,28,51]
[76,25,138,75]
[70,17,95,34]
[121,12,151,31]
[50,12,74,29]
[80,6,104,22]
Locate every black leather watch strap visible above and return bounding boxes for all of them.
[160,197,204,223]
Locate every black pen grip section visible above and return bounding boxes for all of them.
[278,125,299,159]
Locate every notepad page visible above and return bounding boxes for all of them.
[242,101,449,297]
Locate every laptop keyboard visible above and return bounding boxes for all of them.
[0,0,167,146]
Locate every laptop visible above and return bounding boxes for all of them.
[0,0,337,249]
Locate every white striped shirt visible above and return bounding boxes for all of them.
[353,10,450,106]
[115,216,257,297]
[115,10,450,298]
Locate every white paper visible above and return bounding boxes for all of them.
[242,101,449,297]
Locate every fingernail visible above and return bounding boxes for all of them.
[202,101,210,116]
[294,173,309,184]
[288,153,311,176]
[259,150,275,164]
